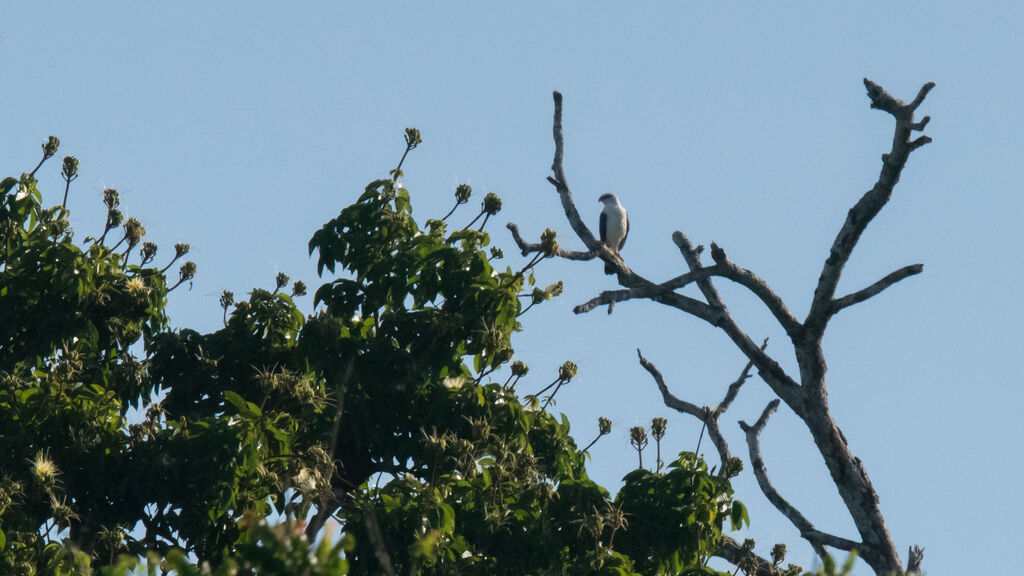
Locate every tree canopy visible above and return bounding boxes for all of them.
[0,133,805,575]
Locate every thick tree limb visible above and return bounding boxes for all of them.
[786,80,932,575]
[740,401,860,558]
[829,264,923,316]
[572,254,801,339]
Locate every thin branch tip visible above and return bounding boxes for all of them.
[910,82,936,110]
[911,116,931,131]
[710,242,727,264]
[753,398,781,430]
[909,135,933,151]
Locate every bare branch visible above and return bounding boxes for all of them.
[910,116,930,132]
[571,265,719,314]
[908,82,937,112]
[570,240,801,340]
[806,79,934,336]
[638,345,771,478]
[651,264,722,292]
[550,92,566,186]
[637,349,733,471]
[673,232,803,407]
[672,231,725,309]
[636,350,706,419]
[572,264,730,315]
[647,291,725,324]
[784,80,931,575]
[829,264,923,316]
[570,267,723,324]
[546,92,601,252]
[506,222,595,260]
[716,338,767,414]
[739,400,860,557]
[573,287,647,313]
[716,535,779,576]
[707,242,802,337]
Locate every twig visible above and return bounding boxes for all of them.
[829,264,923,316]
[637,349,733,475]
[672,232,803,407]
[461,210,485,232]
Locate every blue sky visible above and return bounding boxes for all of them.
[4,3,1022,573]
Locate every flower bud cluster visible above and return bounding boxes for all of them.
[482,192,502,215]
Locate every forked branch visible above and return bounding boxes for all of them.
[637,338,767,478]
[805,79,934,337]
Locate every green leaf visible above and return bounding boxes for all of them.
[0,176,17,195]
[839,550,859,575]
[822,553,836,574]
[224,390,247,412]
[729,500,749,530]
[224,390,262,418]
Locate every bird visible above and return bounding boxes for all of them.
[598,193,629,275]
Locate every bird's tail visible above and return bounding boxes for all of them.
[605,261,615,275]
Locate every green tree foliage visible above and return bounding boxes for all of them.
[0,135,787,575]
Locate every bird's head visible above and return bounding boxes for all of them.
[598,193,618,205]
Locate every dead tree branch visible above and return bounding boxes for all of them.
[636,339,766,478]
[740,401,860,558]
[804,79,934,339]
[507,222,596,261]
[829,264,923,316]
[716,535,781,576]
[510,80,933,575]
[637,349,729,474]
[671,231,804,409]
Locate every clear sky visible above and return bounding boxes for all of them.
[4,3,1022,574]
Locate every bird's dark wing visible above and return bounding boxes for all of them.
[599,211,608,244]
[620,213,629,250]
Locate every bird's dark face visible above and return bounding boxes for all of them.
[598,193,615,203]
